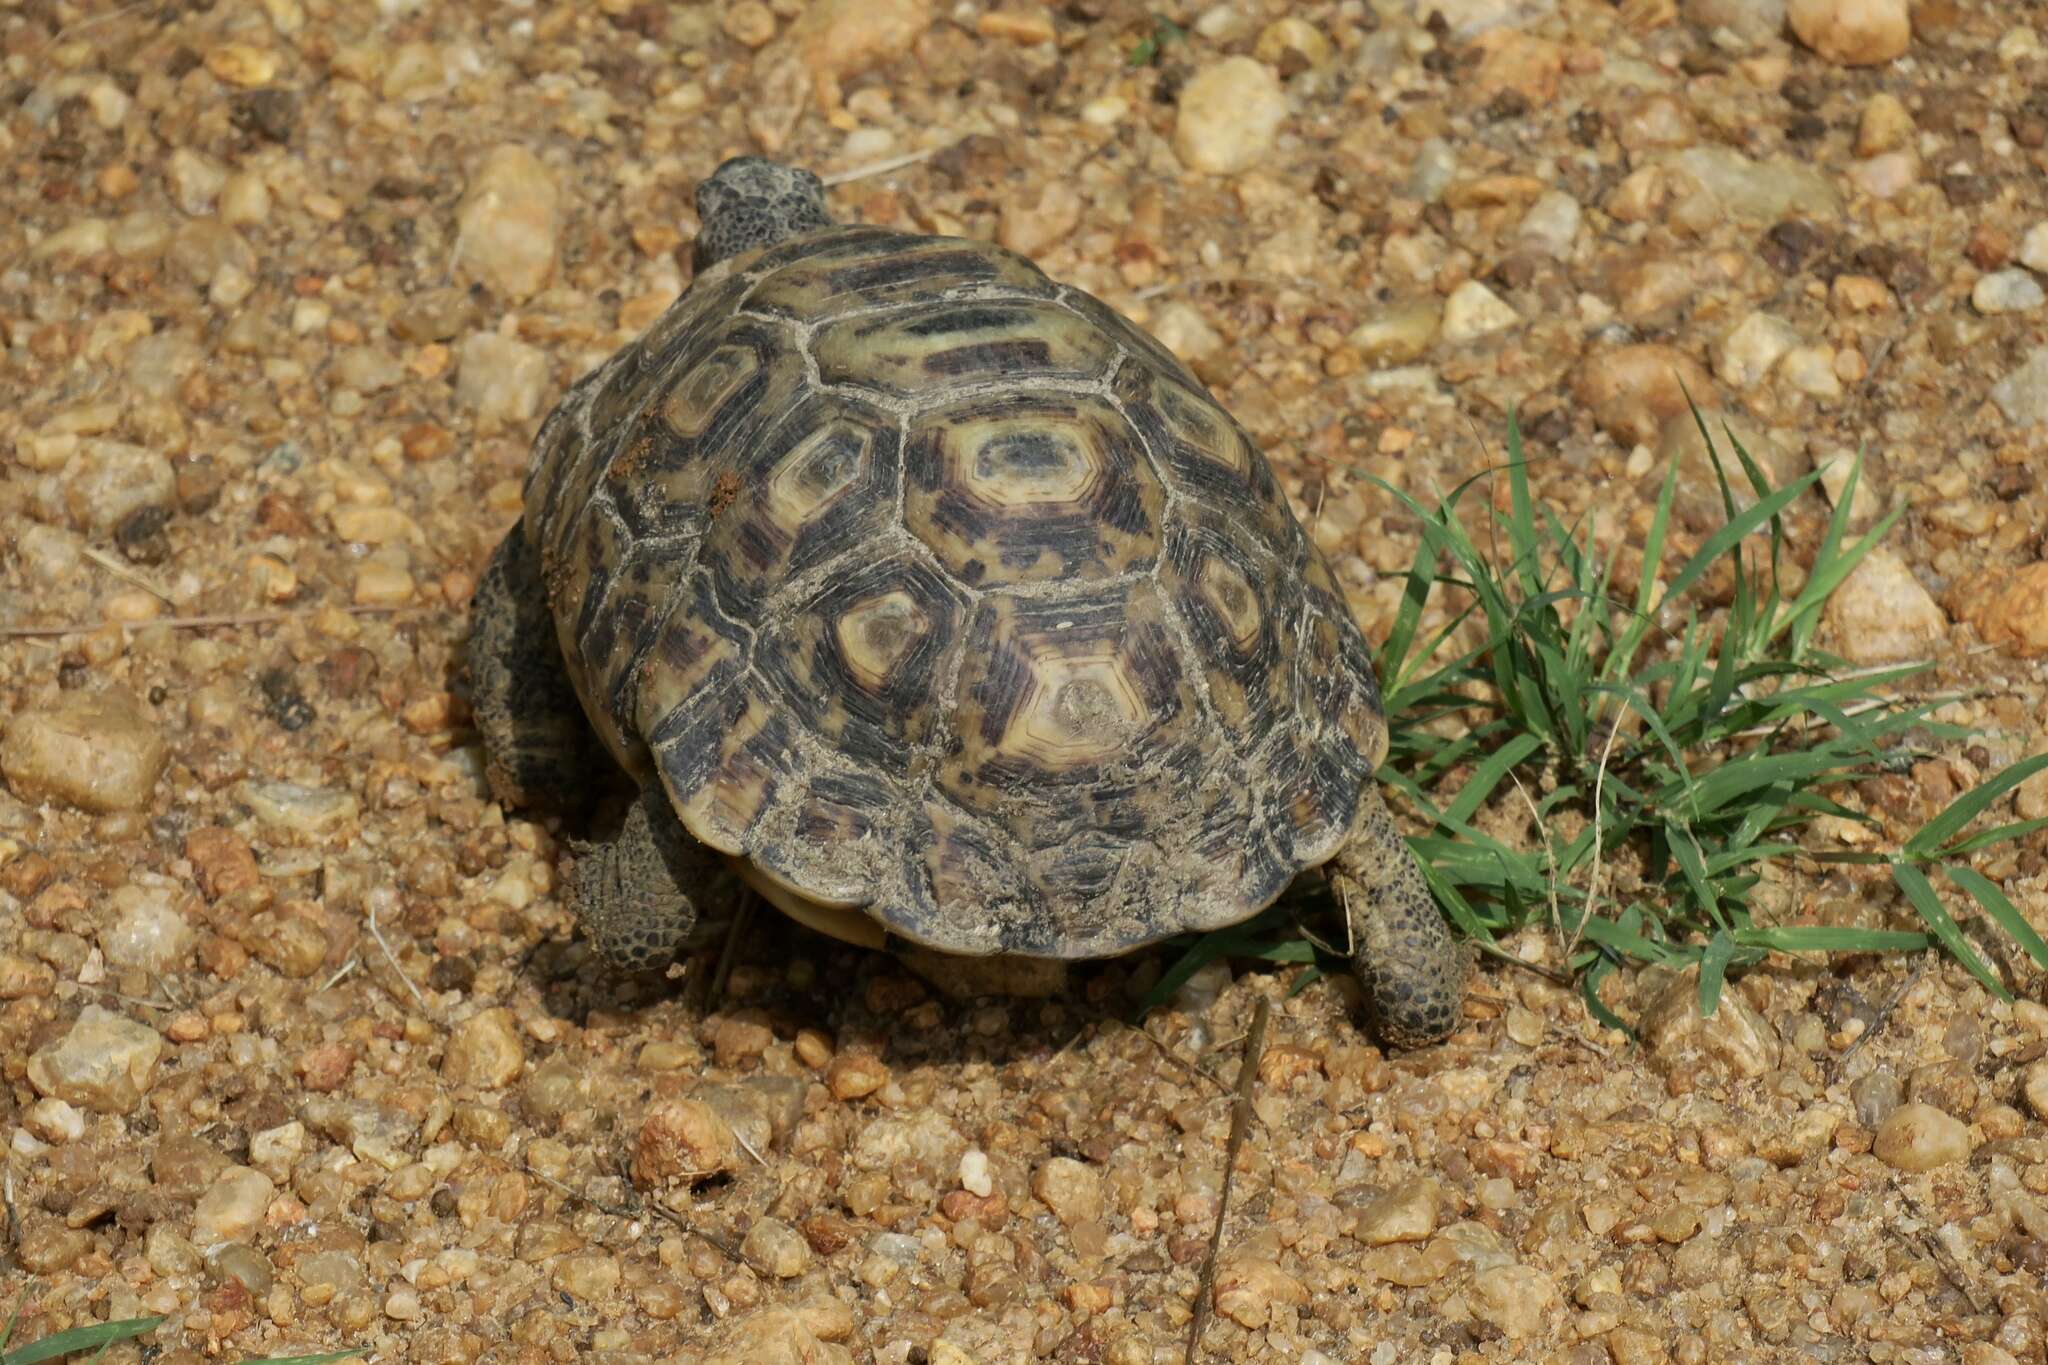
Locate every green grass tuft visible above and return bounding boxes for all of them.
[1143,407,2047,1029]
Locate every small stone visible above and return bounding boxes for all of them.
[2018,223,2048,274]
[1174,58,1289,177]
[192,1166,275,1246]
[1516,190,1581,260]
[238,780,359,836]
[1348,302,1441,364]
[1951,563,2048,657]
[1974,270,2046,316]
[443,1007,525,1087]
[1573,344,1716,447]
[1851,1067,1902,1128]
[1150,302,1224,370]
[3,687,167,814]
[1353,1177,1439,1245]
[2023,1061,2048,1121]
[1031,1157,1104,1226]
[205,43,281,87]
[553,1252,621,1303]
[1469,1264,1558,1339]
[633,1099,738,1184]
[1641,968,1780,1080]
[453,145,560,302]
[67,439,175,534]
[723,1,777,46]
[1665,147,1842,222]
[742,1217,813,1277]
[979,7,1056,45]
[703,1306,855,1365]
[1856,93,1914,155]
[1714,312,1801,390]
[353,561,416,607]
[219,172,272,227]
[1789,0,1911,65]
[1992,346,2048,428]
[166,148,227,216]
[381,41,447,100]
[997,181,1082,257]
[1212,1254,1310,1330]
[959,1148,994,1198]
[1778,344,1844,399]
[1439,280,1519,342]
[1826,547,1948,663]
[1685,0,1788,47]
[827,1052,889,1100]
[101,884,195,973]
[26,1097,85,1144]
[1472,29,1561,101]
[1872,1102,1972,1171]
[1848,150,1919,200]
[456,333,550,430]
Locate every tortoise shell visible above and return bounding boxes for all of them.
[524,225,1390,958]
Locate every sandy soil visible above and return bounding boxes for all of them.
[5,0,2048,1361]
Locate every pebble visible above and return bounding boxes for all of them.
[205,43,282,87]
[1714,312,1801,390]
[1173,58,1289,177]
[1439,280,1519,342]
[741,1217,813,1277]
[1665,147,1841,222]
[2,688,167,814]
[1789,0,1911,65]
[1856,93,1915,156]
[1974,269,2046,315]
[26,1097,85,1144]
[1825,547,1949,663]
[1778,345,1844,400]
[101,884,195,973]
[1640,969,1780,1079]
[2018,223,2048,274]
[238,780,360,836]
[66,438,175,534]
[442,1006,526,1087]
[1516,190,1581,260]
[1851,1067,1903,1128]
[978,8,1056,45]
[1349,302,1442,365]
[1212,1254,1310,1330]
[723,1,778,47]
[828,1051,890,1100]
[27,1005,164,1114]
[1471,30,1561,102]
[1354,1177,1439,1245]
[1951,563,2048,657]
[998,181,1082,257]
[1031,1157,1104,1226]
[553,1252,621,1303]
[456,332,550,430]
[354,561,417,607]
[453,145,560,302]
[1573,344,1716,447]
[1872,1102,1972,1171]
[382,41,447,101]
[632,1099,738,1183]
[192,1166,275,1245]
[789,0,931,109]
[1685,0,1787,46]
[1469,1264,1558,1339]
[166,148,227,216]
[1848,151,1918,200]
[702,1306,854,1365]
[219,171,272,227]
[959,1148,993,1198]
[2023,1061,2048,1121]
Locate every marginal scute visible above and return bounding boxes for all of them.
[744,230,1057,322]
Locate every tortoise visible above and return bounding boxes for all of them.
[470,157,1466,1047]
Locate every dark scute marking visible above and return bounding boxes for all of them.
[924,338,1054,377]
[824,248,1002,298]
[900,304,1031,337]
[974,429,1071,481]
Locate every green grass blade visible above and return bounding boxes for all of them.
[1610,441,1684,683]
[1943,866,2048,973]
[1698,930,1734,1015]
[1940,817,2048,857]
[1903,753,2048,859]
[238,1352,372,1365]
[1665,824,1724,930]
[1440,732,1545,828]
[1658,474,1824,611]
[1735,925,1931,952]
[1890,862,2008,1000]
[2,1318,163,1365]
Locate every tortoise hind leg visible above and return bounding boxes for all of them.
[570,783,718,972]
[470,517,600,812]
[1329,788,1467,1048]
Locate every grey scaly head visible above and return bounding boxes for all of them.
[692,156,835,271]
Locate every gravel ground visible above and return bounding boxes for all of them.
[7,0,2048,1361]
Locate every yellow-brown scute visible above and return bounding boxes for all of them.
[526,230,1388,956]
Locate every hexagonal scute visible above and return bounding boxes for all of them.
[695,392,901,620]
[939,582,1204,831]
[749,550,970,777]
[1114,362,1300,557]
[814,299,1117,400]
[743,227,1057,323]
[1157,510,1298,734]
[904,393,1163,588]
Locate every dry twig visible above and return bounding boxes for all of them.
[524,1158,773,1278]
[821,146,942,186]
[1184,995,1270,1364]
[1828,951,1931,1084]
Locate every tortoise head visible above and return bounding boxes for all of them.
[692,157,835,271]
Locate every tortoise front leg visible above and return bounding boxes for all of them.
[1329,787,1466,1048]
